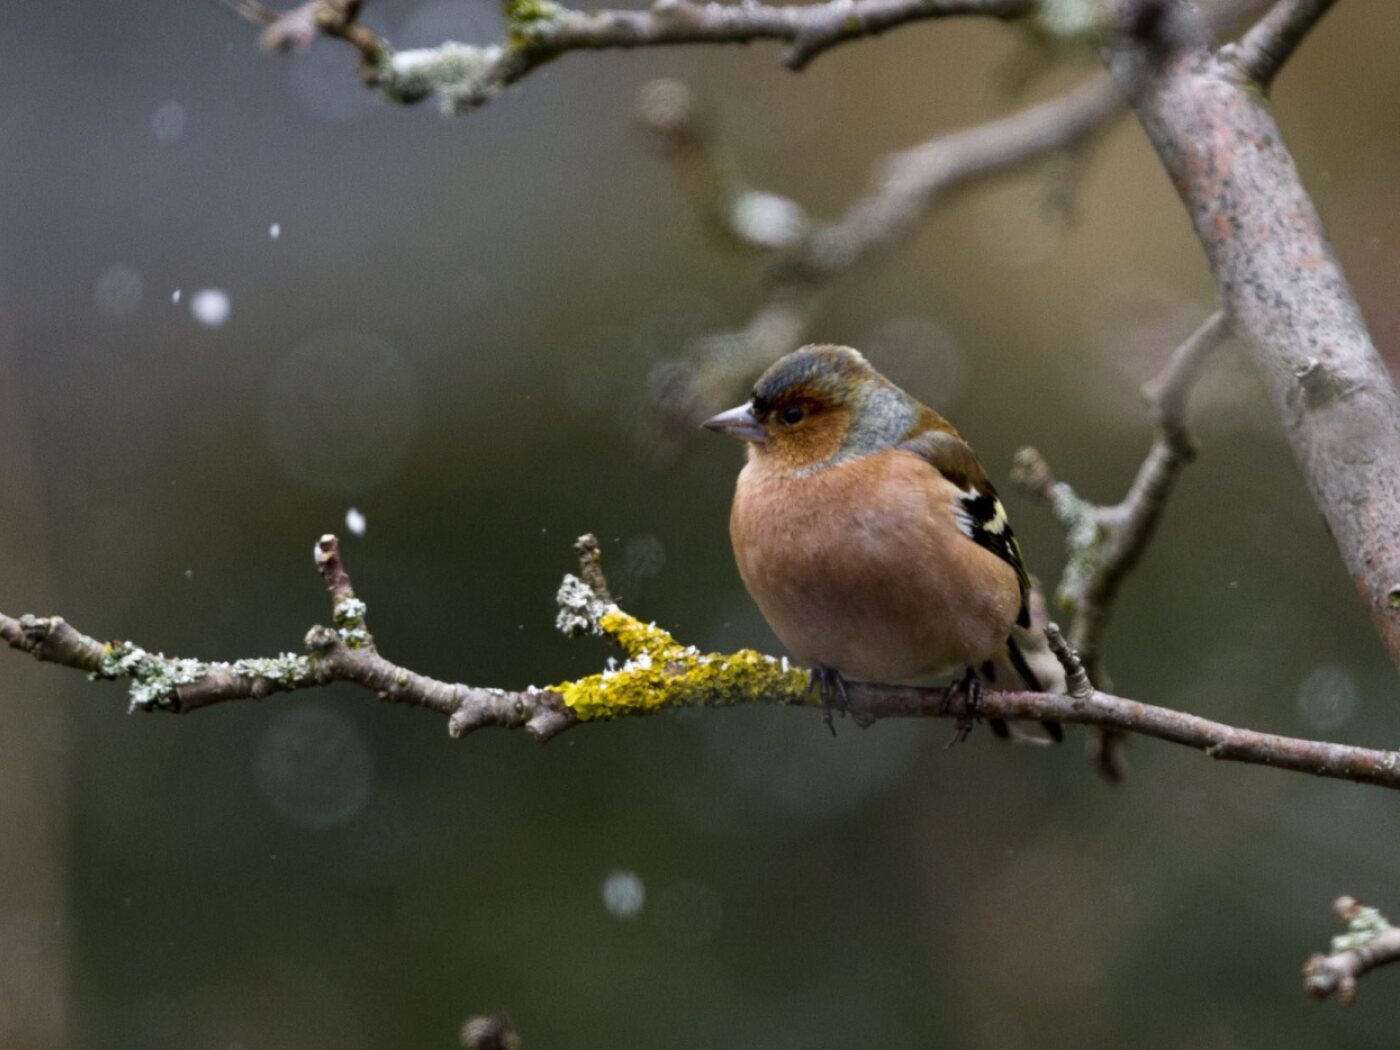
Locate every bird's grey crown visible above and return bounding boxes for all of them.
[751,344,918,473]
[751,344,872,410]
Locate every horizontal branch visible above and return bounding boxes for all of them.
[1304,897,1400,1003]
[234,0,1036,114]
[6,533,1400,792]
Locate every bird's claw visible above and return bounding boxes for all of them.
[945,669,984,748]
[807,665,850,736]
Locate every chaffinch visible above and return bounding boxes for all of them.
[704,344,1060,741]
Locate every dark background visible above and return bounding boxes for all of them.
[3,1,1399,1046]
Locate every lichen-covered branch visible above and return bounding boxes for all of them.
[231,0,1036,115]
[1303,897,1400,1003]
[9,533,1400,792]
[1012,311,1229,779]
[1106,2,1400,673]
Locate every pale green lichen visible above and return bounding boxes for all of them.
[549,608,808,721]
[1031,0,1112,45]
[1046,482,1106,610]
[94,642,314,712]
[333,597,372,649]
[97,641,210,712]
[230,653,313,684]
[504,0,562,45]
[385,42,507,111]
[1330,902,1393,955]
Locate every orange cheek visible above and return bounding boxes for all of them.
[768,413,848,469]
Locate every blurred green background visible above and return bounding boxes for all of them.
[3,1,1399,1047]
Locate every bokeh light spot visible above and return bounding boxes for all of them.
[263,330,422,493]
[601,870,646,920]
[253,706,374,829]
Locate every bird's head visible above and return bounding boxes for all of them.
[702,344,921,472]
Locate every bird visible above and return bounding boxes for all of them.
[702,343,1060,742]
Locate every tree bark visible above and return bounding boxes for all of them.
[1110,6,1400,670]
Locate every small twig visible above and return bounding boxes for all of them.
[228,0,387,76]
[1044,623,1092,700]
[1303,897,1400,1003]
[572,533,613,604]
[1228,0,1337,89]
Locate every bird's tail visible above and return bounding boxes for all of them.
[978,636,1063,743]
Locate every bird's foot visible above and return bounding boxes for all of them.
[945,668,984,748]
[806,665,850,736]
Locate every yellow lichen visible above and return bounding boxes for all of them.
[549,609,809,722]
[596,609,686,660]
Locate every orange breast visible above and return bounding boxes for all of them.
[730,448,1020,683]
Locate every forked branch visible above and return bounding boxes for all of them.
[1303,897,1400,1003]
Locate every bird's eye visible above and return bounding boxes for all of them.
[780,406,806,425]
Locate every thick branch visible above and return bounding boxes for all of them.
[1108,6,1400,673]
[1231,0,1337,89]
[8,534,1400,792]
[1303,897,1400,1003]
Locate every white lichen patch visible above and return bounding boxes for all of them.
[1331,903,1393,954]
[555,574,615,638]
[95,641,314,713]
[231,653,313,684]
[97,641,210,712]
[387,43,507,113]
[1034,0,1111,43]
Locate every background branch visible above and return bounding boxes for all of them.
[1012,310,1230,778]
[1013,310,1228,677]
[231,0,1036,114]
[642,73,1129,440]
[1303,897,1400,1003]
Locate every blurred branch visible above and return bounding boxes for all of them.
[1013,310,1228,677]
[227,0,387,76]
[1012,310,1229,779]
[1229,0,1337,89]
[460,1014,522,1049]
[643,73,1129,435]
[9,533,1400,791]
[1109,2,1400,674]
[230,0,1035,114]
[1303,897,1400,1004]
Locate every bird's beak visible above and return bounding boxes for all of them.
[702,403,766,443]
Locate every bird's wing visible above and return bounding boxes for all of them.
[897,428,1032,628]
